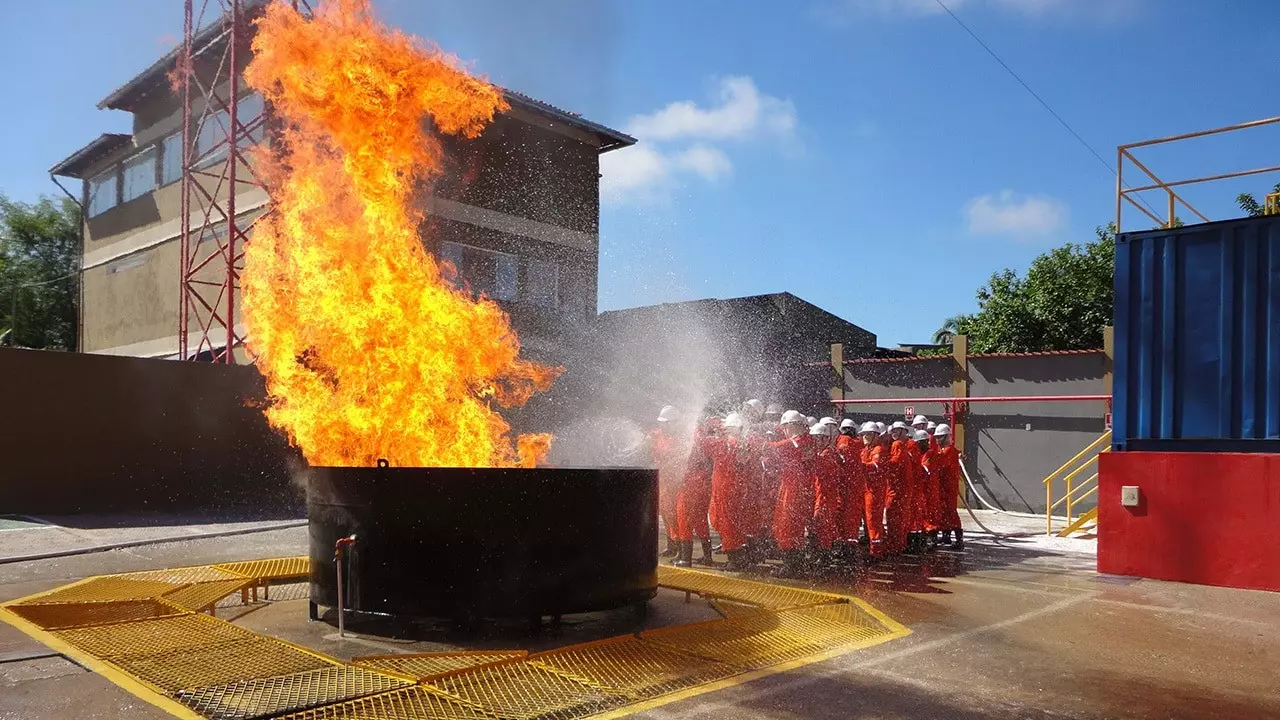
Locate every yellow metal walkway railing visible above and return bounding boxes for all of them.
[1043,431,1109,536]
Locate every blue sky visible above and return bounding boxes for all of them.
[2,0,1277,347]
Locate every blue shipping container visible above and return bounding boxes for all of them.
[1113,214,1280,452]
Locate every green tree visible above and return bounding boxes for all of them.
[960,224,1115,353]
[0,195,80,350]
[931,314,969,346]
[1236,182,1280,217]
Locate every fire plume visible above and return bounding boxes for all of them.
[242,0,558,468]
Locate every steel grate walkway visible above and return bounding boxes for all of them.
[0,559,908,719]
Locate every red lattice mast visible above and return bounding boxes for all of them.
[176,0,264,362]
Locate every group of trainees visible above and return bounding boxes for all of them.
[648,401,964,575]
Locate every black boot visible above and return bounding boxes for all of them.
[778,550,803,578]
[695,538,716,566]
[673,541,693,567]
[927,531,939,552]
[953,528,965,551]
[661,536,678,558]
[725,548,750,571]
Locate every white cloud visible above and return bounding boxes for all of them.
[601,77,793,205]
[624,77,797,142]
[965,191,1067,238]
[673,144,733,180]
[599,145,733,204]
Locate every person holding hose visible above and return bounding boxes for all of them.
[927,423,964,550]
[885,421,917,554]
[835,419,866,561]
[649,405,687,558]
[810,422,843,566]
[704,412,757,571]
[674,417,717,567]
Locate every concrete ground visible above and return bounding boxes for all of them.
[2,511,1278,720]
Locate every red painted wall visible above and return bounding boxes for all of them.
[1098,452,1280,592]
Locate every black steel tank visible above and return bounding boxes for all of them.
[308,462,658,620]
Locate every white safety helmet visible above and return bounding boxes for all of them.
[913,429,930,441]
[780,410,806,426]
[742,399,765,421]
[890,421,908,431]
[840,418,857,430]
[765,403,784,417]
[820,416,837,426]
[806,416,817,426]
[859,421,878,434]
[912,415,929,426]
[808,423,826,436]
[658,405,679,423]
[723,412,745,429]
[934,423,952,436]
[875,422,887,435]
[926,421,937,431]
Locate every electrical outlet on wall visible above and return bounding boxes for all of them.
[1121,486,1141,507]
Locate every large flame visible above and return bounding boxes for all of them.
[242,0,558,468]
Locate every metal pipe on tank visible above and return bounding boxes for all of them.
[334,534,357,637]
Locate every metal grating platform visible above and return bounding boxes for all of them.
[176,666,412,720]
[6,598,187,630]
[18,576,187,605]
[0,561,908,720]
[214,557,310,582]
[352,651,530,680]
[424,658,631,720]
[272,686,499,720]
[115,638,340,694]
[528,636,741,701]
[164,580,255,613]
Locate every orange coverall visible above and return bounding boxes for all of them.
[648,427,686,542]
[770,434,816,551]
[674,432,713,542]
[811,445,842,550]
[860,443,887,551]
[885,438,918,553]
[704,435,754,552]
[925,444,963,531]
[918,437,943,532]
[835,435,866,541]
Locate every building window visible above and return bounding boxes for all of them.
[525,259,559,308]
[87,168,119,218]
[439,241,518,302]
[239,92,266,144]
[196,108,230,166]
[161,132,184,185]
[121,148,157,203]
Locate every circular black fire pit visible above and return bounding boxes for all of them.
[307,463,658,621]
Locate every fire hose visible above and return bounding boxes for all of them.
[957,456,1035,538]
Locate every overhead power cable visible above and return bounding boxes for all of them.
[933,0,1162,220]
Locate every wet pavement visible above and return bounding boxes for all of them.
[1,513,1278,719]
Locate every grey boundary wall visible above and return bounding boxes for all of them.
[834,351,1108,514]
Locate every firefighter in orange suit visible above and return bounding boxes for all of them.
[649,405,687,558]
[928,423,964,550]
[915,428,942,550]
[768,410,816,576]
[859,421,888,557]
[674,417,716,567]
[885,421,917,554]
[704,412,756,570]
[810,422,842,560]
[834,419,865,559]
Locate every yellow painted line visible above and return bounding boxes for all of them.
[0,605,205,720]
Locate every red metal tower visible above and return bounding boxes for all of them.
[176,0,268,362]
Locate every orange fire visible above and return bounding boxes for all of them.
[242,0,558,468]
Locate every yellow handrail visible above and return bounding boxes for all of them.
[1042,431,1112,486]
[1044,432,1110,534]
